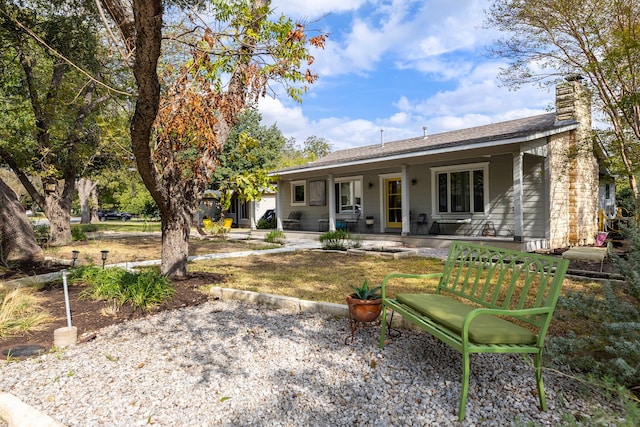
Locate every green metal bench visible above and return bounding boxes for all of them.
[379,241,569,421]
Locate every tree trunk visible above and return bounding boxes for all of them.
[160,207,191,277]
[77,178,98,224]
[0,178,43,263]
[90,185,100,223]
[42,180,74,246]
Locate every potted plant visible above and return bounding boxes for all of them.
[346,279,382,323]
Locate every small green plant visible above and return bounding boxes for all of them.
[71,226,87,241]
[0,288,52,339]
[32,224,50,246]
[71,266,176,312]
[319,229,351,250]
[264,230,286,244]
[257,217,276,229]
[203,218,231,238]
[349,279,381,300]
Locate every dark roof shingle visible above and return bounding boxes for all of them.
[276,113,573,173]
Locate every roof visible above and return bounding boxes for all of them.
[273,113,579,176]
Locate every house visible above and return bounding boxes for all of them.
[198,189,276,229]
[270,79,600,251]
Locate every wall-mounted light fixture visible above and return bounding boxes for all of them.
[411,178,417,186]
[368,182,374,189]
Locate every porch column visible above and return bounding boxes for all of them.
[513,153,524,242]
[401,165,410,236]
[276,179,283,231]
[249,200,256,231]
[328,174,336,231]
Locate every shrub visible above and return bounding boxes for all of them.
[319,229,352,250]
[71,226,87,241]
[547,223,640,391]
[71,266,176,312]
[264,230,286,244]
[0,288,52,339]
[32,224,49,245]
[257,217,276,229]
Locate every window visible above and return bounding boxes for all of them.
[335,177,363,213]
[431,163,488,214]
[291,180,306,205]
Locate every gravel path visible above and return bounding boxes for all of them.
[0,299,622,426]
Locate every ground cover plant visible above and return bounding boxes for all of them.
[0,288,52,340]
[70,266,176,312]
[547,225,640,396]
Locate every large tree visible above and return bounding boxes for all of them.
[0,177,43,263]
[486,0,640,212]
[100,0,325,277]
[211,107,286,208]
[0,0,113,244]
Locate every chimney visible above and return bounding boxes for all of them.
[555,75,590,123]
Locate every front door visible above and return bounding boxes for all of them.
[385,178,402,228]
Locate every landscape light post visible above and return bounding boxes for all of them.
[101,250,109,269]
[71,250,80,267]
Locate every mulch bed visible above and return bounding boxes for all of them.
[1,265,224,359]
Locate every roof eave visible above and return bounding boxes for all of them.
[271,124,578,177]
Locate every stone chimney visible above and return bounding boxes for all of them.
[555,75,591,125]
[553,75,598,247]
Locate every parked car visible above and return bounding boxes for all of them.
[98,210,132,221]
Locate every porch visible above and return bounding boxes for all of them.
[245,229,545,252]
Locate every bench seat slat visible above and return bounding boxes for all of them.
[395,293,537,345]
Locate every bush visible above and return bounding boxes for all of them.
[32,224,49,245]
[264,230,285,244]
[71,226,87,241]
[257,217,276,229]
[547,223,640,391]
[319,229,356,250]
[71,266,176,312]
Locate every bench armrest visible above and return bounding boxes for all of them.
[380,272,443,299]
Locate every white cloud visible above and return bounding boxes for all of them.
[270,0,367,19]
[256,2,561,151]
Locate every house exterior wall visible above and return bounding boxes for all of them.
[522,155,547,238]
[486,154,515,237]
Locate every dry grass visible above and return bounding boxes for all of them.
[38,236,623,339]
[0,288,53,339]
[193,251,447,304]
[50,237,275,266]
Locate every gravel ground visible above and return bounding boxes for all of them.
[0,299,623,426]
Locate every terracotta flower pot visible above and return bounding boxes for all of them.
[346,295,382,323]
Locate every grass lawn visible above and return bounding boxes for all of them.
[37,235,627,340]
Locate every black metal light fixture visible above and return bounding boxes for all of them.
[368,182,374,189]
[71,250,80,267]
[411,178,417,186]
[101,250,109,269]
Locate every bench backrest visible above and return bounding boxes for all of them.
[287,211,302,220]
[438,242,569,329]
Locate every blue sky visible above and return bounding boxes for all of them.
[258,0,557,151]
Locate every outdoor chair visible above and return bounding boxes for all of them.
[412,213,428,234]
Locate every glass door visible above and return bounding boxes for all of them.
[385,178,402,228]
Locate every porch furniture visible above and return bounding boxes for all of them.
[282,211,302,230]
[318,214,329,232]
[336,212,360,232]
[412,213,428,234]
[428,217,472,235]
[379,241,569,421]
